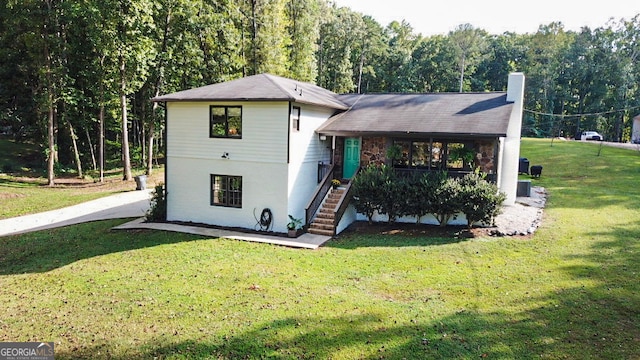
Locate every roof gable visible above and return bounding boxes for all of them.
[152,73,349,110]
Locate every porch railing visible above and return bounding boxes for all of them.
[304,163,335,228]
[393,168,496,183]
[331,171,358,235]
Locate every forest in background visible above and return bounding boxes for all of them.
[0,0,639,184]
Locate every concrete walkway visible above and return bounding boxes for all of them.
[113,218,331,250]
[0,189,153,237]
[0,189,331,249]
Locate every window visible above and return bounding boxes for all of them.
[391,140,435,169]
[446,142,473,169]
[210,106,242,138]
[291,106,301,131]
[211,175,242,208]
[391,139,473,170]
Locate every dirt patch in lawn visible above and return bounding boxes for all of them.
[0,192,26,200]
[341,221,508,239]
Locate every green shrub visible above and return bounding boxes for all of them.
[459,172,506,229]
[432,177,463,226]
[377,166,407,223]
[351,167,504,228]
[1,163,13,173]
[145,183,167,222]
[403,171,447,223]
[351,164,386,223]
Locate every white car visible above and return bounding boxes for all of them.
[581,131,603,141]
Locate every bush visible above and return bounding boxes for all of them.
[1,163,13,173]
[432,177,463,226]
[145,183,167,222]
[351,164,386,223]
[377,165,409,223]
[404,171,446,223]
[351,168,504,228]
[459,172,506,229]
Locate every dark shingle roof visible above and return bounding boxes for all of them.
[151,73,349,110]
[317,92,514,137]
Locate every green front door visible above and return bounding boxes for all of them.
[343,137,361,179]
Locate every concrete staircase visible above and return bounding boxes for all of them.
[308,187,344,236]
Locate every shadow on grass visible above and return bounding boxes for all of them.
[0,219,205,275]
[53,283,639,360]
[326,222,472,249]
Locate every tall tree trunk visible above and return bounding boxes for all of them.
[120,54,132,181]
[44,0,55,186]
[67,120,82,177]
[47,96,55,186]
[99,84,105,182]
[85,127,97,171]
[458,54,466,93]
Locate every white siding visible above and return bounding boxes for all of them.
[166,101,293,233]
[166,158,290,232]
[166,101,289,163]
[286,105,334,221]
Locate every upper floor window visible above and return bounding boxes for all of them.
[291,106,301,131]
[210,106,242,138]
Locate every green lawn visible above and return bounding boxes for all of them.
[0,136,164,219]
[0,138,638,359]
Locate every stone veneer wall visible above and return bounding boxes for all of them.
[333,137,497,175]
[333,137,344,178]
[360,137,387,166]
[476,140,497,174]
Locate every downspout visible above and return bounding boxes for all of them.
[287,102,292,164]
[161,102,167,196]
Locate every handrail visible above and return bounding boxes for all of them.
[331,166,361,235]
[332,179,353,235]
[304,163,335,228]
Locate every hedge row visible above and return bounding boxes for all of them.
[351,164,506,228]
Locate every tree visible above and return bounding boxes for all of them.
[240,0,290,77]
[377,20,419,92]
[411,35,459,92]
[317,5,364,93]
[114,0,156,181]
[449,23,488,93]
[286,0,320,81]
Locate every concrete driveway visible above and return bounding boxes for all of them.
[0,189,152,237]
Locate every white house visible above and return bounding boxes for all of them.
[152,72,525,236]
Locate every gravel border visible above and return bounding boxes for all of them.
[489,186,547,236]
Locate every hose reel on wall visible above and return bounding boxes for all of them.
[254,208,273,231]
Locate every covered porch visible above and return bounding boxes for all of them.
[325,135,500,182]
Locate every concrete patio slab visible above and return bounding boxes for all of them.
[113,218,332,249]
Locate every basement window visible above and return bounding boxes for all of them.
[211,175,242,208]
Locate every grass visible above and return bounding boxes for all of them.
[0,136,164,219]
[0,138,638,359]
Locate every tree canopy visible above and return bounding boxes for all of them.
[1,1,639,182]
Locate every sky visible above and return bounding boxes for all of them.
[333,0,640,36]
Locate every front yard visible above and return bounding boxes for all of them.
[0,138,638,359]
